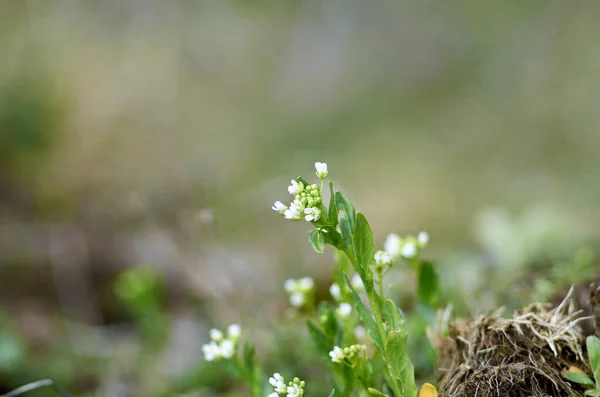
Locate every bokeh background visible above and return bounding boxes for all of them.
[2,1,600,396]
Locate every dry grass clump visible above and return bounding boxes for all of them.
[437,288,592,397]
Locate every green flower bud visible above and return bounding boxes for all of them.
[310,189,320,197]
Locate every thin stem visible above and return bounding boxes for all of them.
[376,267,384,298]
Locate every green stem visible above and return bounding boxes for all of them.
[376,267,384,298]
[343,250,402,397]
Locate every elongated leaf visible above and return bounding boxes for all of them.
[317,302,339,340]
[321,225,345,251]
[564,371,595,387]
[344,273,384,352]
[307,320,332,357]
[588,336,600,387]
[242,343,263,397]
[382,299,405,333]
[296,176,310,187]
[417,261,440,307]
[585,390,600,397]
[328,182,338,227]
[328,390,335,397]
[353,213,375,287]
[308,229,325,254]
[336,192,356,255]
[386,330,417,397]
[367,388,389,397]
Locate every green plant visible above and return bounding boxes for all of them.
[563,336,600,396]
[203,162,441,396]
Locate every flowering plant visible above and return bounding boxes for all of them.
[203,162,440,397]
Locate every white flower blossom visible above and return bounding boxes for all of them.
[272,201,287,214]
[337,302,352,318]
[284,279,297,293]
[329,346,345,363]
[269,373,287,394]
[284,201,302,220]
[288,180,303,195]
[290,292,305,308]
[351,274,364,292]
[268,393,279,397]
[418,231,430,247]
[374,250,392,266]
[287,383,304,397]
[315,162,328,179]
[354,325,366,339]
[304,207,321,222]
[227,324,241,340]
[384,233,402,258]
[209,328,224,342]
[401,242,417,258]
[298,277,314,291]
[220,339,235,358]
[329,283,341,300]
[202,341,221,361]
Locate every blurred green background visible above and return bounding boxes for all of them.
[1,1,600,395]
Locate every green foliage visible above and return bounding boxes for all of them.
[386,330,417,397]
[417,261,440,308]
[308,229,326,254]
[564,336,600,395]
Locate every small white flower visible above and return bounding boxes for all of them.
[284,201,302,220]
[227,324,241,340]
[220,339,235,358]
[290,292,305,308]
[401,242,417,258]
[288,180,303,195]
[268,393,279,397]
[329,346,345,363]
[354,325,366,339]
[304,207,321,222]
[315,162,328,179]
[284,279,298,293]
[202,341,221,361]
[374,250,392,266]
[287,383,304,397]
[351,274,364,292]
[329,283,341,300]
[384,233,402,258]
[272,201,287,214]
[418,231,430,247]
[337,302,352,318]
[209,328,224,342]
[269,373,286,393]
[298,277,314,291]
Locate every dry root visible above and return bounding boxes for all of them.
[437,288,592,397]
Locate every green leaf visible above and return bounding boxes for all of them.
[353,213,376,287]
[588,336,600,386]
[382,299,405,334]
[317,302,339,340]
[417,261,440,308]
[336,192,356,255]
[241,343,263,397]
[356,360,374,390]
[307,320,332,357]
[344,273,384,353]
[585,390,600,397]
[296,176,310,187]
[320,225,345,251]
[328,390,336,397]
[386,330,417,397]
[308,229,325,254]
[328,182,338,227]
[367,388,389,397]
[564,371,595,387]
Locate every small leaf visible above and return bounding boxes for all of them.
[419,383,438,397]
[588,336,600,385]
[382,299,406,334]
[417,261,440,307]
[296,176,310,187]
[386,330,417,397]
[336,192,356,255]
[241,343,263,397]
[585,390,600,397]
[307,320,332,357]
[367,388,389,397]
[353,213,376,288]
[344,273,384,353]
[308,229,325,254]
[328,390,335,397]
[328,182,338,227]
[564,371,595,387]
[317,302,339,340]
[320,225,345,251]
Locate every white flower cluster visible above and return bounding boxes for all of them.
[284,277,315,308]
[272,162,329,222]
[329,274,364,301]
[201,324,241,362]
[375,231,430,266]
[329,344,367,363]
[268,373,306,397]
